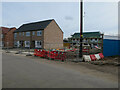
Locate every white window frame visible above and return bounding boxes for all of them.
[83,39,86,42]
[95,38,98,42]
[35,41,42,48]
[14,41,17,47]
[37,31,42,36]
[26,32,30,36]
[25,41,30,47]
[17,41,20,47]
[90,39,94,42]
[32,31,35,36]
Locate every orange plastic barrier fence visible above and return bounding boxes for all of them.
[34,49,66,61]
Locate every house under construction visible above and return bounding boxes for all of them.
[68,32,104,54]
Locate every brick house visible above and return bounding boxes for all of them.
[14,19,63,49]
[0,27,16,48]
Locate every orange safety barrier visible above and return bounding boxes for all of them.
[34,49,75,61]
[34,49,48,58]
[60,52,66,61]
[90,54,97,61]
[54,52,66,61]
[47,51,58,59]
[34,49,40,56]
[99,53,104,59]
[83,49,89,53]
[47,51,66,61]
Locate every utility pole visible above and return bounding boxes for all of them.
[79,0,83,59]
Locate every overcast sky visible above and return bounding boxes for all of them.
[1,2,118,38]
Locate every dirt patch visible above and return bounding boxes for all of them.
[79,56,120,75]
[79,62,118,75]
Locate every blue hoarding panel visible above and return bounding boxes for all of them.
[103,39,120,57]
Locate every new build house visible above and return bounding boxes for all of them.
[0,27,16,48]
[14,19,63,49]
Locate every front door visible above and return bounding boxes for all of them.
[21,41,24,47]
[31,41,35,48]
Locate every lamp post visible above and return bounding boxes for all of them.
[79,0,83,61]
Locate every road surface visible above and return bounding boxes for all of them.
[2,52,118,88]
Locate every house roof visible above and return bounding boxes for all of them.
[71,32,101,38]
[14,19,54,33]
[0,27,16,34]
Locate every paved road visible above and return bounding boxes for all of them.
[2,53,118,88]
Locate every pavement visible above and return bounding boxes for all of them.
[2,49,34,56]
[2,52,118,88]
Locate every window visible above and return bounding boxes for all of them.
[92,39,95,42]
[72,39,75,42]
[35,41,42,48]
[73,43,76,45]
[1,34,3,38]
[32,31,35,36]
[0,41,4,47]
[14,41,17,47]
[90,39,93,42]
[14,33,17,38]
[19,32,21,36]
[85,39,88,42]
[23,32,24,36]
[25,41,30,47]
[93,44,97,46]
[91,44,94,49]
[95,38,98,42]
[26,32,30,36]
[83,39,86,41]
[84,43,88,45]
[17,41,20,47]
[37,31,42,36]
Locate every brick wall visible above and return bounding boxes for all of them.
[44,20,63,49]
[4,28,16,48]
[14,31,44,48]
